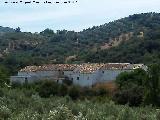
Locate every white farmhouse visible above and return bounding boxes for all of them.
[71,63,104,87]
[10,63,147,87]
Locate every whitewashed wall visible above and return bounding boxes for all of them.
[12,69,134,86]
[72,70,102,87]
[100,69,132,82]
[18,71,37,76]
[18,70,59,80]
[72,73,93,87]
[64,71,74,80]
[10,76,37,84]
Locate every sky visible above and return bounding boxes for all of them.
[0,0,160,32]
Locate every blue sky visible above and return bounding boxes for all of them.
[0,0,160,32]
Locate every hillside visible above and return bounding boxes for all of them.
[33,12,160,64]
[80,13,160,64]
[0,26,15,33]
[0,12,160,73]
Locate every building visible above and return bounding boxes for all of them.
[10,63,147,87]
[72,63,104,87]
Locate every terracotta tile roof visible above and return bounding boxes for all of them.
[77,63,104,74]
[76,63,134,74]
[20,65,53,72]
[101,63,131,70]
[20,64,79,72]
[19,63,146,73]
[55,64,79,71]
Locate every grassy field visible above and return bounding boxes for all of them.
[0,88,159,120]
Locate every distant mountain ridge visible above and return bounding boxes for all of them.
[0,26,15,33]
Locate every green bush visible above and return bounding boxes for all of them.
[68,86,80,100]
[113,86,143,106]
[95,87,108,96]
[11,81,22,88]
[0,89,4,97]
[0,87,159,119]
[58,84,68,96]
[0,105,11,119]
[80,87,96,98]
[37,80,59,98]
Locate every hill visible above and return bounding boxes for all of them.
[80,13,160,64]
[0,12,160,74]
[38,12,160,64]
[0,26,15,33]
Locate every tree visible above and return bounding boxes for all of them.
[15,27,21,32]
[58,84,68,96]
[115,68,147,90]
[68,86,80,100]
[113,86,143,106]
[114,69,147,106]
[40,28,54,37]
[37,81,59,98]
[0,66,9,87]
[144,64,160,106]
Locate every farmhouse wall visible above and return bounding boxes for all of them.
[100,69,133,82]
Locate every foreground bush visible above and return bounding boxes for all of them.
[37,81,59,98]
[68,86,80,100]
[0,88,159,119]
[113,86,143,106]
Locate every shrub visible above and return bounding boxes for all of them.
[37,81,59,98]
[95,87,108,96]
[68,86,80,100]
[80,87,96,97]
[63,77,73,86]
[0,89,4,97]
[11,82,22,88]
[22,89,35,97]
[0,105,11,119]
[113,86,143,106]
[58,84,68,96]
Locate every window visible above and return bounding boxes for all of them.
[71,78,73,82]
[77,77,79,80]
[25,77,28,84]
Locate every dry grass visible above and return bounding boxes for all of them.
[93,81,117,94]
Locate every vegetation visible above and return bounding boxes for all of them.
[0,12,160,119]
[0,13,160,75]
[86,13,160,64]
[0,64,159,119]
[114,64,160,107]
[144,64,160,106]
[0,87,160,120]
